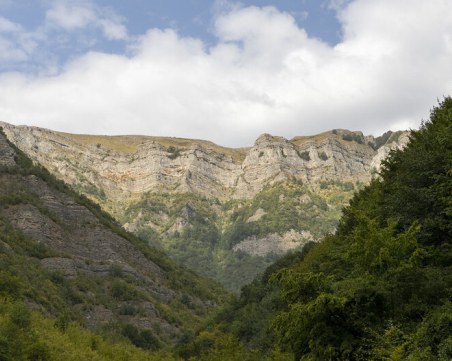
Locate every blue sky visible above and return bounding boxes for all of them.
[0,0,451,146]
[0,0,344,72]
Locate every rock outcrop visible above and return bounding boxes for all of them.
[233,229,314,257]
[0,122,409,204]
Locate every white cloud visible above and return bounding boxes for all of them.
[0,0,451,147]
[98,18,128,40]
[0,16,22,33]
[45,1,128,40]
[0,1,128,68]
[0,38,27,61]
[46,3,95,30]
[0,16,40,63]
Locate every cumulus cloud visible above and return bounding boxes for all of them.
[0,1,127,70]
[0,0,451,146]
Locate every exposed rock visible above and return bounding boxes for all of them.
[165,217,189,236]
[246,208,267,223]
[370,132,411,172]
[41,257,77,278]
[232,229,315,257]
[0,122,410,205]
[84,305,115,328]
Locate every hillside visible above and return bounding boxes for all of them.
[0,123,409,291]
[181,98,452,360]
[0,128,227,358]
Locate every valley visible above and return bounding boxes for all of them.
[0,97,450,360]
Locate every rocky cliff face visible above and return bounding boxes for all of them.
[0,122,409,203]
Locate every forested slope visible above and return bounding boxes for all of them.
[182,98,451,360]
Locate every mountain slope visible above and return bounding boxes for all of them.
[0,123,409,291]
[0,128,227,353]
[184,98,452,360]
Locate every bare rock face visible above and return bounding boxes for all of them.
[0,122,410,205]
[232,229,314,257]
[370,132,411,172]
[235,131,379,197]
[246,208,267,223]
[0,173,168,293]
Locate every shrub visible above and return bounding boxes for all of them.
[110,280,137,301]
[318,151,328,161]
[121,324,160,350]
[342,133,364,144]
[297,150,310,161]
[167,146,182,159]
[119,304,139,316]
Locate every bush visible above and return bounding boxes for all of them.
[119,305,139,316]
[318,151,328,161]
[297,150,310,161]
[121,324,160,350]
[167,146,182,159]
[342,132,364,144]
[110,280,137,301]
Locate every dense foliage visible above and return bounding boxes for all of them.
[184,98,451,360]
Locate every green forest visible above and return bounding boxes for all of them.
[0,98,451,360]
[178,98,452,360]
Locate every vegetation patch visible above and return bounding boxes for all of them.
[167,146,182,159]
[342,132,364,144]
[318,151,328,161]
[297,150,310,161]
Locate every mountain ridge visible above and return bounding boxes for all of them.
[0,121,409,202]
[0,121,410,290]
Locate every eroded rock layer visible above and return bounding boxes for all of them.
[0,122,409,203]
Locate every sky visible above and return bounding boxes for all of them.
[0,0,451,147]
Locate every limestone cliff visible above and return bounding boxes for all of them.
[0,122,409,203]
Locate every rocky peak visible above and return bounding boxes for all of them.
[254,133,289,146]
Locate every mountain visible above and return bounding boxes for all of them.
[0,127,227,358]
[0,124,408,201]
[179,98,452,360]
[0,122,409,291]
